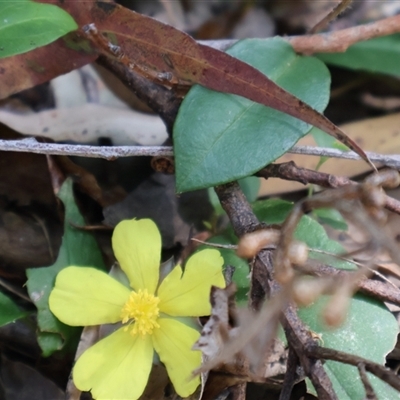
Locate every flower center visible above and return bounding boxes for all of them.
[120,289,160,337]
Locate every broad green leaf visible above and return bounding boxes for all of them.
[26,179,105,356]
[252,198,293,225]
[174,37,331,192]
[299,295,399,400]
[0,0,78,59]
[317,34,400,77]
[0,290,28,327]
[313,208,348,231]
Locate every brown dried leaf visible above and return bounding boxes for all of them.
[0,33,96,100]
[194,285,287,383]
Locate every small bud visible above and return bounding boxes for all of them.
[237,229,280,258]
[362,186,386,209]
[275,258,294,284]
[292,277,327,306]
[288,241,309,266]
[323,285,351,328]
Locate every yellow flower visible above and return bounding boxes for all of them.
[49,219,225,400]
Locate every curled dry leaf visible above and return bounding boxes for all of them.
[194,284,287,382]
[193,284,287,399]
[193,284,239,368]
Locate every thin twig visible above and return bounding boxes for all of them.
[215,182,337,400]
[278,346,299,400]
[358,363,378,400]
[309,0,353,34]
[2,138,400,168]
[0,138,173,159]
[309,248,398,290]
[201,14,400,55]
[305,346,400,392]
[257,161,400,215]
[307,262,400,307]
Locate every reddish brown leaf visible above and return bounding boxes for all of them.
[0,33,96,100]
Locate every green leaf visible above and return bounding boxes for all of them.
[299,294,399,400]
[0,0,78,59]
[254,199,353,269]
[252,198,293,225]
[26,178,106,356]
[317,34,400,77]
[174,37,331,192]
[0,290,28,327]
[313,208,348,231]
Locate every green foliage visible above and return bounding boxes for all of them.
[300,295,399,400]
[313,208,348,231]
[0,0,78,59]
[0,290,28,327]
[206,198,397,398]
[174,37,331,192]
[317,34,400,77]
[26,179,105,356]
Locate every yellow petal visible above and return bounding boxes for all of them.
[112,219,160,294]
[74,327,153,400]
[152,318,201,397]
[158,249,225,316]
[49,267,130,326]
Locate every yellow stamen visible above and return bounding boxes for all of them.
[120,289,160,337]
